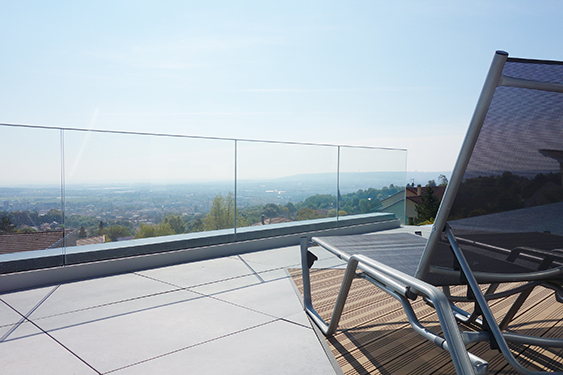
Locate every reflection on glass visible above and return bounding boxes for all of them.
[339,147,407,222]
[236,141,338,226]
[448,91,563,236]
[63,131,235,245]
[0,126,64,262]
[415,60,563,283]
[0,122,409,271]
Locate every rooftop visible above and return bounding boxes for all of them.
[0,123,411,374]
[3,223,563,374]
[0,241,343,374]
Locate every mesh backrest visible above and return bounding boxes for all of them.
[447,58,563,263]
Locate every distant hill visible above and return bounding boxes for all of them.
[406,171,452,186]
[274,171,451,190]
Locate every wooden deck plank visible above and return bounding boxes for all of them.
[289,268,563,374]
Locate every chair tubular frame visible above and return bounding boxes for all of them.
[300,236,487,375]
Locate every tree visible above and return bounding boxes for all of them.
[285,202,297,219]
[262,203,280,222]
[188,216,204,232]
[301,194,335,209]
[135,222,175,239]
[0,216,15,234]
[103,225,132,242]
[426,179,437,187]
[327,209,347,217]
[296,208,322,221]
[41,209,63,224]
[79,226,87,238]
[359,199,372,213]
[203,193,247,231]
[278,206,289,218]
[163,214,185,234]
[18,227,37,234]
[415,186,440,224]
[237,205,263,225]
[438,174,448,186]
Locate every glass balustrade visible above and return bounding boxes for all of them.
[0,123,407,272]
[63,131,235,244]
[236,140,338,227]
[338,146,407,223]
[0,125,65,271]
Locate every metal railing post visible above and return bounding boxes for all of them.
[60,129,66,265]
[336,146,341,223]
[234,139,237,240]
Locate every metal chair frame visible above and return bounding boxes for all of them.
[300,51,563,375]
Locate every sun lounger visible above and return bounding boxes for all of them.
[301,51,563,375]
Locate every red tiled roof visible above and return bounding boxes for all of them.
[0,231,64,254]
[406,185,446,205]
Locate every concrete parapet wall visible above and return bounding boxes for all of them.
[0,214,399,293]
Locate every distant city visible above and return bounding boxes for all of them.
[0,171,449,245]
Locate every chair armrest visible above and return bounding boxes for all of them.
[507,247,563,270]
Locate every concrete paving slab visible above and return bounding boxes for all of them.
[212,277,307,325]
[240,246,339,282]
[254,267,292,282]
[111,319,337,375]
[2,273,179,320]
[190,273,262,295]
[0,299,27,329]
[41,291,275,373]
[283,310,312,327]
[0,285,59,320]
[240,245,301,271]
[0,317,44,343]
[19,289,201,341]
[137,256,253,288]
[0,324,99,375]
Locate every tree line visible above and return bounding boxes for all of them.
[1,184,404,239]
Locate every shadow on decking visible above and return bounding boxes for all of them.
[290,268,563,374]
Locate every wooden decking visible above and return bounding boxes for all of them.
[290,268,563,374]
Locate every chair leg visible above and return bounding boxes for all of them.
[467,284,499,325]
[450,284,498,326]
[499,286,534,330]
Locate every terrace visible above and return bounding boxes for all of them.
[1,239,345,374]
[3,123,561,374]
[4,224,562,374]
[0,123,405,374]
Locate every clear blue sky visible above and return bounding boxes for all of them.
[2,1,563,174]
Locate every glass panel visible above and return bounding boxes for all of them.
[63,131,235,248]
[338,147,407,222]
[236,141,338,226]
[0,125,64,271]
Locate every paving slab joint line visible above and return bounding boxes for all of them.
[236,254,265,283]
[102,319,280,374]
[23,288,192,325]
[0,298,103,375]
[191,287,287,320]
[278,316,314,330]
[0,284,59,342]
[135,271,292,320]
[285,268,344,375]
[134,265,289,290]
